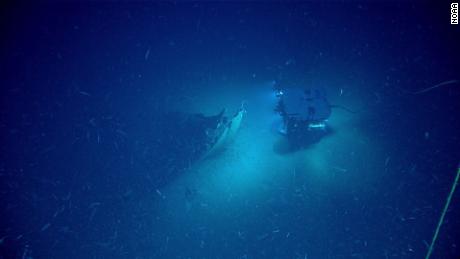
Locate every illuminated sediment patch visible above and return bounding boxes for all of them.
[157,81,383,221]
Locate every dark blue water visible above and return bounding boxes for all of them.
[1,2,459,258]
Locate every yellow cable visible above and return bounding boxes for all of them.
[425,164,460,259]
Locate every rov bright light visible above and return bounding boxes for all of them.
[308,122,327,130]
